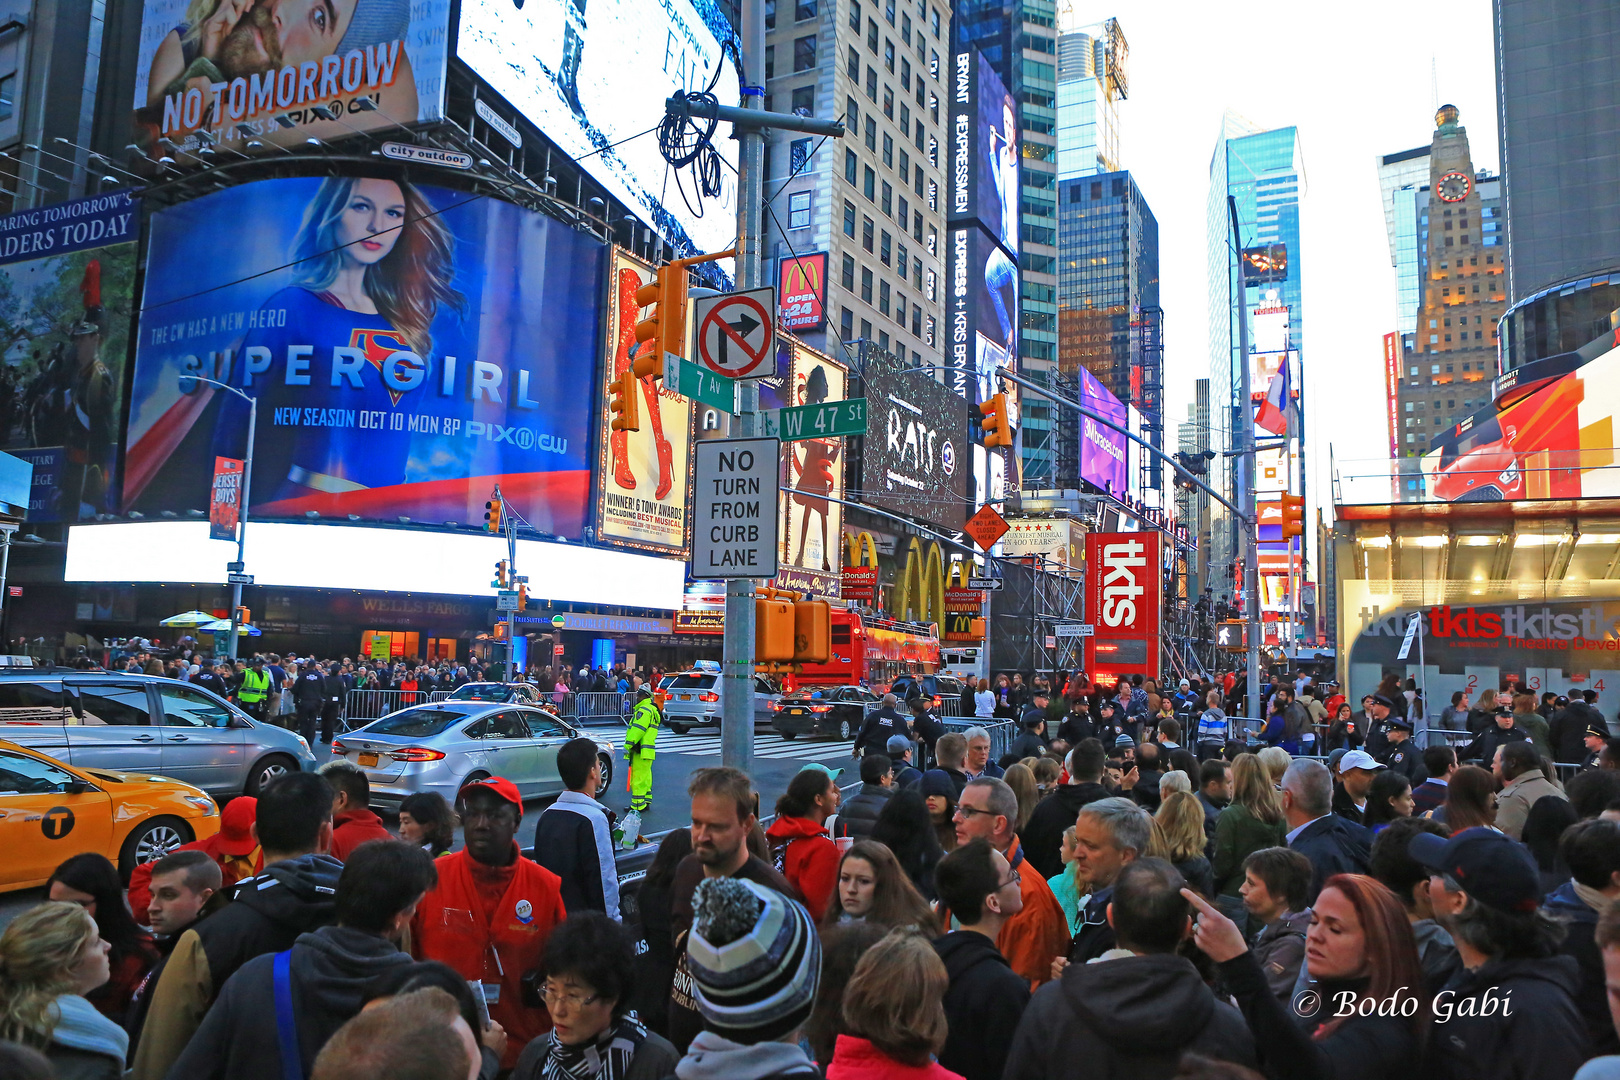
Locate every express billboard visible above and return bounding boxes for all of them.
[130,0,449,157]
[947,224,1018,403]
[123,176,604,535]
[947,48,1019,254]
[1077,367,1128,495]
[596,248,693,554]
[457,0,739,261]
[0,190,138,522]
[861,350,969,530]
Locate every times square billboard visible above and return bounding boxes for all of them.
[861,350,969,531]
[947,48,1019,254]
[123,176,604,536]
[457,0,739,266]
[1078,367,1128,496]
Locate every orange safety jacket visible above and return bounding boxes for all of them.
[412,849,567,1069]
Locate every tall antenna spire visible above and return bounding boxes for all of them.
[1431,57,1439,112]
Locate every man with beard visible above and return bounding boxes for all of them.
[143,0,419,143]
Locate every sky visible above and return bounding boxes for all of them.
[1072,0,1500,526]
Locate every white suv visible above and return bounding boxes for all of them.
[661,671,780,734]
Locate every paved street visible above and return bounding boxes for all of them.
[0,726,859,931]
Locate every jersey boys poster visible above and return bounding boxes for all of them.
[595,248,693,553]
[124,176,605,535]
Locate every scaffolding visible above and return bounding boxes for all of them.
[1133,305,1164,492]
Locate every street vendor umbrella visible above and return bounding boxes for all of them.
[160,611,219,627]
[199,619,261,637]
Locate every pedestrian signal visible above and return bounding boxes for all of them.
[793,598,830,664]
[756,597,795,662]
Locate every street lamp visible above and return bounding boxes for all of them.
[179,373,256,661]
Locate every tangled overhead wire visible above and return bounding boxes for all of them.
[656,39,742,217]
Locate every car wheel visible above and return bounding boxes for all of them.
[781,731,797,740]
[669,723,689,735]
[837,717,853,740]
[246,754,297,797]
[596,754,613,796]
[119,816,194,879]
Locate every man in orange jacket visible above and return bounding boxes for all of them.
[322,761,393,862]
[127,796,262,925]
[412,776,566,1071]
[951,776,1069,987]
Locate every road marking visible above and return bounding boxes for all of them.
[656,733,850,760]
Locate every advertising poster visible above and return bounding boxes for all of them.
[758,340,845,597]
[209,456,244,540]
[1421,340,1620,503]
[1240,244,1288,286]
[1078,367,1128,495]
[130,0,450,157]
[124,176,605,535]
[947,224,1018,403]
[0,190,138,523]
[860,350,969,530]
[1384,332,1400,457]
[596,248,693,553]
[457,0,739,262]
[778,253,827,332]
[1084,530,1161,681]
[947,48,1018,254]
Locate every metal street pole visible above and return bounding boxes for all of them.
[182,375,257,661]
[1228,196,1261,723]
[721,0,768,773]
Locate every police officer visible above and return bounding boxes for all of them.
[1363,693,1395,760]
[624,684,660,814]
[319,662,346,744]
[236,656,270,722]
[1379,715,1426,784]
[1581,722,1611,771]
[294,661,325,745]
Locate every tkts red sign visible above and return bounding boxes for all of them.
[1084,531,1161,681]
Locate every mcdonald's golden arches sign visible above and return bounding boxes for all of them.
[778,252,827,331]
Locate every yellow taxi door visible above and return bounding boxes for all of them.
[0,747,114,889]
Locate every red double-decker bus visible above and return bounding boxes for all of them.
[789,608,941,691]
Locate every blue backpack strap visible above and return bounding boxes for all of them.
[273,949,304,1080]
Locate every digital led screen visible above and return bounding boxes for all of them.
[1077,367,1128,496]
[457,0,739,261]
[947,225,1018,403]
[947,48,1019,254]
[860,351,969,530]
[124,177,604,535]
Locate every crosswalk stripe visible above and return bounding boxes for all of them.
[656,736,849,760]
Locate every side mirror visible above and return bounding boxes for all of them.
[63,780,98,795]
[227,714,251,728]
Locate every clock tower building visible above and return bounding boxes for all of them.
[1398,105,1508,457]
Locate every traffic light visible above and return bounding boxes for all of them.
[792,598,830,664]
[483,493,503,533]
[979,393,1012,448]
[608,368,640,432]
[632,263,689,377]
[756,596,795,661]
[517,583,529,612]
[492,560,509,589]
[1281,493,1305,538]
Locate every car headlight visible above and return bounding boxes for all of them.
[183,795,216,814]
[296,735,311,751]
[1499,462,1520,486]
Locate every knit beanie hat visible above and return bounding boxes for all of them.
[686,878,820,1044]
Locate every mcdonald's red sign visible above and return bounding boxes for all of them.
[777,252,827,331]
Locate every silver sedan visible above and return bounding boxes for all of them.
[331,701,615,809]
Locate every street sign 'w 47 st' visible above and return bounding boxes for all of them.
[758,398,867,441]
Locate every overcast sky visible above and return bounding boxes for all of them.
[1080,0,1500,525]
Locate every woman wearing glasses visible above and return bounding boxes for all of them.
[511,912,678,1080]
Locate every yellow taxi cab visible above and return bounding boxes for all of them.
[0,737,220,893]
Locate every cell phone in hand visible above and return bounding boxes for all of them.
[469,980,492,1030]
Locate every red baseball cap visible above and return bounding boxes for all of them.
[217,796,258,857]
[457,776,523,816]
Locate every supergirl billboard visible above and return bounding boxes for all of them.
[1421,338,1620,502]
[123,176,605,535]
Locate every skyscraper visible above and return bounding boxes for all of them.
[1376,145,1430,332]
[1055,19,1126,182]
[1494,0,1620,303]
[1396,106,1505,457]
[953,0,1058,484]
[1206,114,1305,598]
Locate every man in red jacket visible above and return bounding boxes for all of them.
[322,761,393,861]
[127,796,262,925]
[412,776,566,1071]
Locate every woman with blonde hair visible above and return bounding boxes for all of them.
[1257,746,1292,787]
[1213,753,1288,902]
[826,930,960,1080]
[0,901,126,1078]
[1154,791,1215,897]
[1003,762,1040,831]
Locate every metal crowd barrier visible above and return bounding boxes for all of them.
[941,717,1017,762]
[571,691,633,727]
[341,688,450,724]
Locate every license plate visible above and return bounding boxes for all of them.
[359,752,379,767]
[788,708,807,716]
[679,693,691,700]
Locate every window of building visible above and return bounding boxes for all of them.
[927,225,936,254]
[912,305,922,336]
[868,18,878,49]
[930,6,939,36]
[864,165,876,200]
[916,77,926,108]
[879,280,890,314]
[860,267,874,302]
[896,240,908,272]
[865,117,876,150]
[913,210,923,242]
[1404,402,1413,412]
[899,102,910,133]
[928,92,938,123]
[841,253,856,289]
[847,96,859,128]
[841,306,855,341]
[845,149,858,182]
[880,181,892,214]
[862,215,874,251]
[883,85,894,118]
[927,135,936,166]
[788,191,812,229]
[926,314,936,345]
[794,36,816,71]
[843,200,856,236]
[926,178,936,210]
[849,0,861,29]
[884,39,895,72]
[847,45,860,77]
[766,0,777,29]
[879,330,890,351]
[901,11,911,42]
[880,229,892,264]
[791,87,814,115]
[861,318,872,339]
[915,119,925,150]
[797,0,816,18]
[897,195,908,227]
[898,148,910,179]
[901,59,911,90]
[866,66,877,100]
[915,257,924,290]
[882,133,893,166]
[765,45,775,78]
